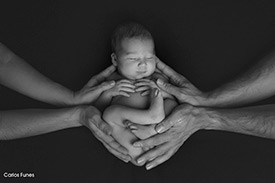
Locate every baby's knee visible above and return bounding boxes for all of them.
[103,105,118,121]
[103,105,124,126]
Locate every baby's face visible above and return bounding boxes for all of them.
[114,38,156,80]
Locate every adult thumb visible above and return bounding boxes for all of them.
[157,79,181,99]
[155,117,174,133]
[95,80,115,92]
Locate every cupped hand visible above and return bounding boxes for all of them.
[79,105,131,163]
[155,58,206,106]
[132,104,207,169]
[73,65,116,105]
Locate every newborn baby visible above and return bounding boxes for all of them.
[94,22,177,164]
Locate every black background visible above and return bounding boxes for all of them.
[1,0,275,182]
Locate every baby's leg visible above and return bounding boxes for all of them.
[129,96,178,139]
[103,105,143,163]
[102,89,165,160]
[113,88,165,125]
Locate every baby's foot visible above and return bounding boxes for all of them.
[148,88,165,122]
[129,123,157,139]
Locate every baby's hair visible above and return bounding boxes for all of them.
[111,22,154,55]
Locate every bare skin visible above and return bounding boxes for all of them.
[0,42,131,162]
[95,71,177,163]
[129,54,275,170]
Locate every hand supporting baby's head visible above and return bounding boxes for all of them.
[110,22,156,80]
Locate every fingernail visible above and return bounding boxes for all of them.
[129,126,137,130]
[156,125,164,133]
[133,142,142,147]
[137,158,145,164]
[157,79,164,85]
[110,81,115,86]
[146,164,154,170]
[155,89,159,96]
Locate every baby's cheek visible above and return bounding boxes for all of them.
[148,64,156,75]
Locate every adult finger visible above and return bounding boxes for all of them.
[156,79,182,100]
[145,146,176,170]
[89,113,113,135]
[92,80,116,95]
[156,58,182,81]
[154,110,180,133]
[102,141,131,162]
[89,122,129,155]
[86,65,116,87]
[93,132,130,162]
[138,143,168,165]
[133,132,171,148]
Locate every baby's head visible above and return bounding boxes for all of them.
[111,22,156,80]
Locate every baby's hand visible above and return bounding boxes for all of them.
[135,79,170,98]
[134,79,159,96]
[105,79,135,97]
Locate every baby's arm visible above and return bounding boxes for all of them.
[104,89,165,125]
[93,79,135,112]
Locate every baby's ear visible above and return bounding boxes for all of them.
[111,53,118,66]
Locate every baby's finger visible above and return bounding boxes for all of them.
[119,87,136,93]
[134,81,152,86]
[118,91,130,97]
[117,79,134,84]
[135,86,150,92]
[141,90,150,96]
[129,124,137,130]
[117,82,136,89]
[123,120,133,128]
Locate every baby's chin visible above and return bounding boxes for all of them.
[130,73,153,80]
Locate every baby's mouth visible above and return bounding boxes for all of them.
[136,69,147,73]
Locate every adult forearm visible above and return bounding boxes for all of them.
[0,107,81,140]
[204,104,275,139]
[0,43,75,106]
[202,49,275,107]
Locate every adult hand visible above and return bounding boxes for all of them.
[73,65,116,105]
[155,57,206,106]
[79,105,131,163]
[132,104,208,169]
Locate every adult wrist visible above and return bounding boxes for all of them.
[198,107,222,130]
[195,91,220,108]
[70,106,85,127]
[193,92,210,107]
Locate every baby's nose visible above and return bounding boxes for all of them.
[138,59,147,66]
